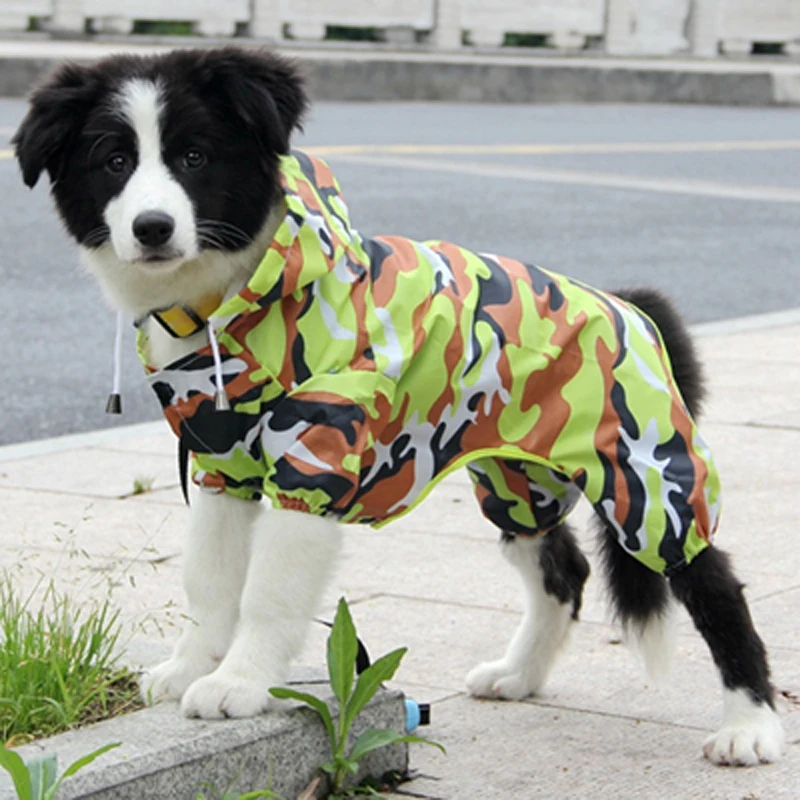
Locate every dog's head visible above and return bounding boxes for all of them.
[14,48,307,273]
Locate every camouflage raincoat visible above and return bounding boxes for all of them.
[141,151,721,577]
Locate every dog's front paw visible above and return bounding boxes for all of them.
[466,660,541,701]
[181,671,272,719]
[140,654,219,704]
[704,691,785,766]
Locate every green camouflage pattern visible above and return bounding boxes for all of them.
[140,151,721,576]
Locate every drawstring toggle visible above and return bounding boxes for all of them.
[106,310,124,414]
[214,390,231,412]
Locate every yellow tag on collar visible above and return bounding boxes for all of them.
[151,294,223,338]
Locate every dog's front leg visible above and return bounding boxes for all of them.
[140,490,256,703]
[181,507,342,719]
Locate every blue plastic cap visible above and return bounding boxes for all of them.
[405,698,421,732]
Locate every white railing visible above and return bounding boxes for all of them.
[1,0,798,58]
[80,0,249,36]
[720,0,800,54]
[604,0,692,55]
[277,0,435,43]
[456,0,606,49]
[44,0,248,35]
[0,0,49,32]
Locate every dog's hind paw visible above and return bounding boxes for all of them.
[140,654,218,704]
[704,689,785,766]
[465,660,542,701]
[181,671,272,719]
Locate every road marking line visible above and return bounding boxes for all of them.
[4,139,800,163]
[304,140,800,157]
[332,152,800,204]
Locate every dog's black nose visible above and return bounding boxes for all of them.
[132,211,175,248]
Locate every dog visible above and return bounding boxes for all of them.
[13,47,785,766]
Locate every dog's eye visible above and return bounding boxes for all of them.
[106,153,128,174]
[183,149,207,170]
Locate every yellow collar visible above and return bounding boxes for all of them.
[147,293,223,338]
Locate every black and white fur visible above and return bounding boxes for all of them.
[13,47,784,766]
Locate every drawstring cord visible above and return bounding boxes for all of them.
[207,320,230,411]
[105,310,124,414]
[107,313,230,415]
[109,312,229,502]
[178,321,229,507]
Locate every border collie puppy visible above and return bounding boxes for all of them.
[13,47,784,766]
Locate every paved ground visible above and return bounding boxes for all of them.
[1,36,799,798]
[0,312,798,798]
[3,99,800,444]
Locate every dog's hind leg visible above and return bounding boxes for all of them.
[597,518,677,679]
[466,524,590,700]
[140,490,257,704]
[670,547,784,765]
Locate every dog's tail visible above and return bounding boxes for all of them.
[598,288,705,681]
[614,287,706,420]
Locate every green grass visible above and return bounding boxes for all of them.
[131,475,155,495]
[132,20,194,36]
[0,574,143,745]
[326,26,381,42]
[504,32,548,47]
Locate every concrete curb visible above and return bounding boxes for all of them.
[305,57,776,105]
[2,36,800,105]
[0,420,166,463]
[689,305,800,337]
[0,679,409,800]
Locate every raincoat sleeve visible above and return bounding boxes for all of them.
[260,369,396,517]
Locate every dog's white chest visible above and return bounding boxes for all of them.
[143,318,208,369]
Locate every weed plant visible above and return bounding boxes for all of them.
[271,598,444,797]
[0,574,142,744]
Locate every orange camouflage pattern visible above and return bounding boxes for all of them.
[140,151,721,576]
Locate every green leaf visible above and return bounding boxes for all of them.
[28,754,57,800]
[343,648,406,731]
[327,598,358,708]
[347,729,404,764]
[269,687,336,750]
[55,742,120,782]
[0,745,32,800]
[348,728,446,764]
[44,742,120,799]
[402,733,446,755]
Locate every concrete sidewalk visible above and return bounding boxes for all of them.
[0,312,799,798]
[4,34,800,105]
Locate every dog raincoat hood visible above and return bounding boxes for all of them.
[140,151,720,577]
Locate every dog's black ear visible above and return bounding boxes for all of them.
[198,48,308,155]
[13,62,97,188]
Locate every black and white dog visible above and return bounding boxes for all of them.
[14,47,784,766]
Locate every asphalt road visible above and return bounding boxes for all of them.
[2,101,800,445]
